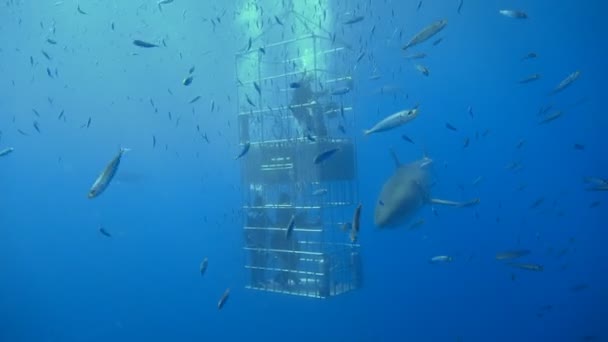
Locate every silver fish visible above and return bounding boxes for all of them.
[549,71,581,95]
[88,148,130,199]
[402,19,448,50]
[0,147,14,157]
[364,107,419,136]
[499,10,528,19]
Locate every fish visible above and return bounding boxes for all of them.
[152,135,156,148]
[289,82,301,89]
[457,0,463,14]
[217,288,230,310]
[432,38,443,46]
[404,52,427,60]
[429,255,453,263]
[499,10,528,19]
[312,189,328,196]
[0,147,14,157]
[495,249,531,260]
[350,203,362,243]
[401,134,415,144]
[46,38,57,45]
[33,121,41,134]
[538,111,563,124]
[99,227,112,238]
[182,75,193,86]
[285,214,296,238]
[574,143,585,150]
[313,148,340,164]
[343,16,364,25]
[188,65,195,74]
[463,137,470,148]
[274,16,283,26]
[529,197,544,209]
[507,262,543,272]
[549,71,581,95]
[374,150,479,228]
[199,257,208,276]
[519,74,541,84]
[445,123,458,131]
[402,19,448,51]
[415,64,429,76]
[41,50,51,60]
[157,0,174,10]
[364,107,419,136]
[522,52,537,61]
[235,142,251,160]
[77,4,87,15]
[87,148,130,199]
[189,95,201,104]
[133,40,158,48]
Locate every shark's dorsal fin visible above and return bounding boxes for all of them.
[389,147,401,168]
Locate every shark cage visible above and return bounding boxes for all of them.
[235,11,362,299]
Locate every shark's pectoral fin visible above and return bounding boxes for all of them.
[429,198,480,207]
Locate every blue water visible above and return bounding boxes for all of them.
[1,1,607,341]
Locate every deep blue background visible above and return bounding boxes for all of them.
[1,0,606,341]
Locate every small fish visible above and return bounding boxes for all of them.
[529,197,544,209]
[245,94,255,107]
[199,257,208,276]
[312,189,328,196]
[499,9,528,19]
[41,50,51,60]
[445,123,458,131]
[457,0,463,14]
[217,288,230,310]
[32,109,40,117]
[258,47,265,54]
[46,38,57,45]
[432,38,443,46]
[152,135,156,148]
[415,64,429,76]
[521,52,537,61]
[88,148,130,199]
[86,117,91,128]
[133,40,158,48]
[507,262,543,272]
[274,16,283,26]
[0,147,15,157]
[343,16,364,25]
[467,106,473,118]
[99,227,112,238]
[463,137,470,148]
[538,111,563,124]
[417,1,423,11]
[253,82,261,95]
[235,142,251,160]
[401,134,415,144]
[404,52,427,60]
[349,203,362,243]
[33,121,41,133]
[77,4,87,15]
[519,74,541,84]
[46,68,54,78]
[549,71,581,95]
[182,75,193,86]
[589,201,600,208]
[289,82,301,89]
[495,249,531,260]
[573,143,585,150]
[285,214,296,238]
[246,37,252,51]
[188,65,196,74]
[313,148,340,164]
[157,0,174,10]
[189,95,201,104]
[429,255,453,263]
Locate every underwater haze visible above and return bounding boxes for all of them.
[1,0,607,341]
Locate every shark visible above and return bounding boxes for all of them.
[374,149,480,228]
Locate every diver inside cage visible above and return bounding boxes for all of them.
[289,74,329,139]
